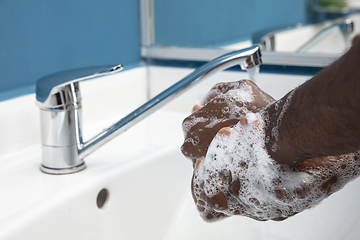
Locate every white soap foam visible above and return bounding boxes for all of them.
[198,81,254,106]
[192,112,360,221]
[227,87,254,103]
[182,116,208,136]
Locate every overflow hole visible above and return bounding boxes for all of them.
[96,188,109,209]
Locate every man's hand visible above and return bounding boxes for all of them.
[191,115,360,222]
[181,79,275,165]
[182,80,360,222]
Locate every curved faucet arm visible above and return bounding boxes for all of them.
[296,18,354,53]
[36,64,123,109]
[79,45,262,159]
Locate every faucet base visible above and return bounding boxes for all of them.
[40,163,86,175]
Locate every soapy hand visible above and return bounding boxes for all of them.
[192,114,300,221]
[191,116,274,221]
[181,79,275,165]
[182,80,360,222]
[192,114,360,222]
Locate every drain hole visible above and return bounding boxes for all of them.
[97,188,109,209]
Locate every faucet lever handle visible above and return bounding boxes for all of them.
[36,64,123,106]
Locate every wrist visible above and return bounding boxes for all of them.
[262,90,300,167]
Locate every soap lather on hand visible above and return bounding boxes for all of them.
[181,76,360,221]
[181,79,275,166]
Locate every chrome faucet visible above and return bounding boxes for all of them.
[36,45,262,174]
[296,18,354,52]
[260,19,354,52]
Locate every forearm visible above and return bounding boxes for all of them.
[265,41,360,166]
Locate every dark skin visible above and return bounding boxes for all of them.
[181,40,360,221]
[265,39,360,166]
[352,34,360,45]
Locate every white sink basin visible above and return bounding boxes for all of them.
[1,65,360,240]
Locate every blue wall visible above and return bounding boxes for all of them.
[0,0,141,100]
[154,0,343,47]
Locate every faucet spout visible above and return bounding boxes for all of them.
[36,45,261,174]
